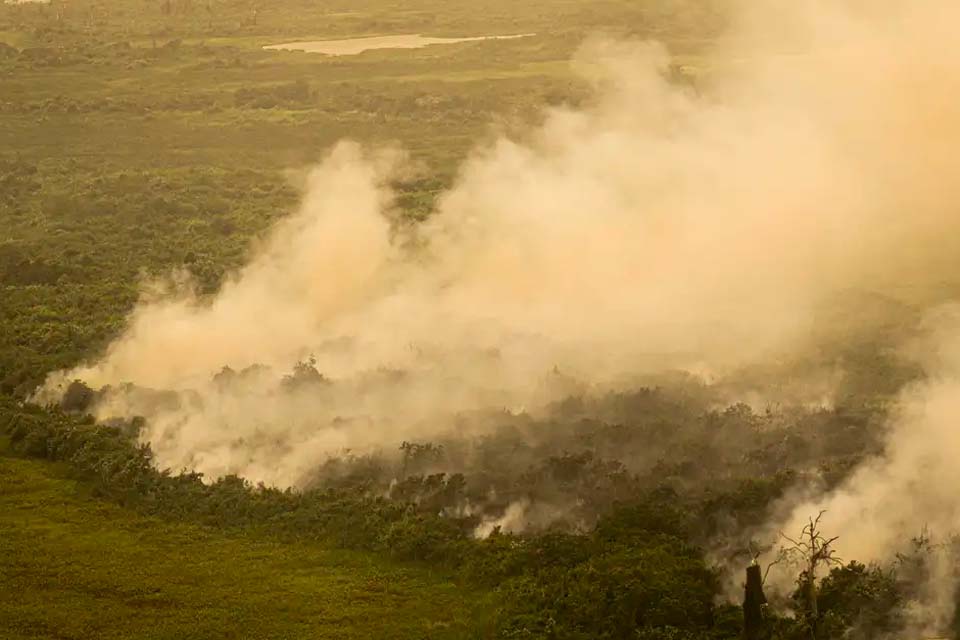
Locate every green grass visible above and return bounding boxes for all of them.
[0,438,490,640]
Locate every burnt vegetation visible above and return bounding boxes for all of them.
[2,0,958,638]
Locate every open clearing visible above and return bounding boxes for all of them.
[0,438,487,640]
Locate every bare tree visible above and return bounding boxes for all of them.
[776,511,842,640]
[743,560,768,640]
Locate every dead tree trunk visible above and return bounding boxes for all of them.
[743,563,768,640]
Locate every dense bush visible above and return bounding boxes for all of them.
[2,395,945,639]
[235,79,315,109]
[0,398,734,637]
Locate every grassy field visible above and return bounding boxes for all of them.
[0,437,489,640]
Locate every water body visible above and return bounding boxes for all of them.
[264,33,534,56]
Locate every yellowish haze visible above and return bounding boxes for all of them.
[40,6,960,597]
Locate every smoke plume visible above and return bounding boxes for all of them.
[762,309,960,636]
[39,6,960,616]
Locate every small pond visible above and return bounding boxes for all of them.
[264,33,533,56]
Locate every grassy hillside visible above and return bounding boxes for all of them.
[0,437,489,640]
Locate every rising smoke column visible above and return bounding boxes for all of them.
[40,0,960,498]
[764,309,960,637]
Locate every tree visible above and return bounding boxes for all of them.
[777,512,842,640]
[60,380,94,413]
[743,562,768,640]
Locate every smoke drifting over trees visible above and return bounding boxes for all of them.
[32,0,960,633]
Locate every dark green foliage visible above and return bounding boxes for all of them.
[0,399,735,637]
[815,562,902,639]
[497,539,718,639]
[60,379,95,411]
[0,383,941,640]
[596,489,693,542]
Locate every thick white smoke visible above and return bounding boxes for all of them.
[763,309,960,636]
[39,12,960,617]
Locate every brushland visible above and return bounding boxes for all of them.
[2,1,958,639]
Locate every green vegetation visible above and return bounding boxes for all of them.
[0,0,612,396]
[1,1,956,638]
[0,387,945,639]
[0,435,488,639]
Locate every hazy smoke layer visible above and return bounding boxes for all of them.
[765,310,960,636]
[41,0,960,531]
